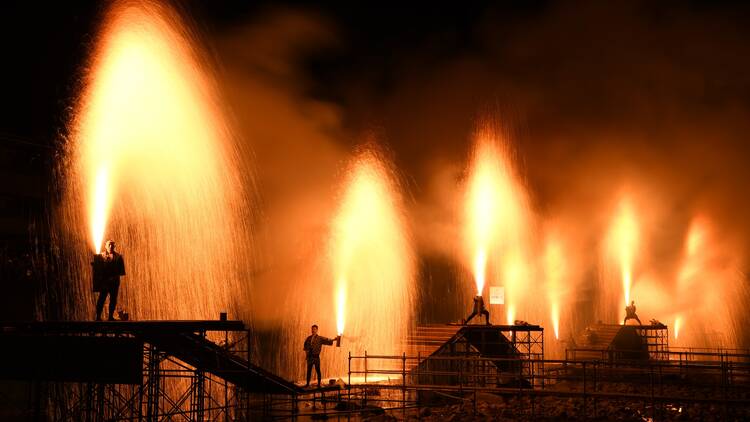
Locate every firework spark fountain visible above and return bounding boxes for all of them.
[604,195,639,323]
[544,234,565,340]
[672,216,744,348]
[279,147,415,380]
[54,0,253,322]
[464,124,534,325]
[326,148,415,373]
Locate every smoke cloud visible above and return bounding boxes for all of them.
[211,0,750,360]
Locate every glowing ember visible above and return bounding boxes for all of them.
[607,197,638,307]
[57,0,252,321]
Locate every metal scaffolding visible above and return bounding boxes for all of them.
[636,324,669,360]
[0,320,254,421]
[1,321,748,420]
[401,325,545,389]
[326,347,750,420]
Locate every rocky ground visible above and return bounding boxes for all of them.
[348,382,750,421]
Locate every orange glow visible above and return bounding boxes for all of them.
[63,0,252,321]
[551,304,560,340]
[544,235,565,340]
[678,217,707,285]
[685,222,704,256]
[90,165,111,253]
[465,138,502,295]
[506,306,515,326]
[674,316,681,340]
[464,125,531,312]
[502,251,527,324]
[336,283,346,336]
[473,248,487,296]
[607,197,638,307]
[329,148,414,370]
[672,215,743,348]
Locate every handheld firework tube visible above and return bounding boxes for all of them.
[336,335,341,347]
[91,253,106,293]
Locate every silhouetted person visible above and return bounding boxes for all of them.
[623,300,642,325]
[94,240,126,321]
[303,324,340,388]
[464,295,491,325]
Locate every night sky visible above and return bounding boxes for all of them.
[3,1,750,146]
[0,1,529,142]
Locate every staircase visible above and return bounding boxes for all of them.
[568,323,651,361]
[404,324,462,371]
[569,323,623,360]
[138,331,302,394]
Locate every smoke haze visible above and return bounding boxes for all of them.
[209,0,749,361]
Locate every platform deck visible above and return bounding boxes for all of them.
[0,319,246,334]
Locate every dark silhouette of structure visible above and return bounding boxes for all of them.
[567,322,668,361]
[92,240,126,321]
[408,324,544,395]
[464,295,491,325]
[0,320,306,420]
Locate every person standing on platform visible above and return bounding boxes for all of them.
[623,300,642,325]
[303,324,340,388]
[463,295,491,325]
[95,240,126,321]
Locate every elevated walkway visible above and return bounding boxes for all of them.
[0,320,302,394]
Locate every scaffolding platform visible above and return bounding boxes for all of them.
[567,323,669,361]
[0,319,246,333]
[0,319,304,420]
[407,324,544,389]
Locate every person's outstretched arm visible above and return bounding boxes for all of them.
[321,336,334,346]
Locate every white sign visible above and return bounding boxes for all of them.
[489,286,505,305]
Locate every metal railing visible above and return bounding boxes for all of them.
[318,347,750,420]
